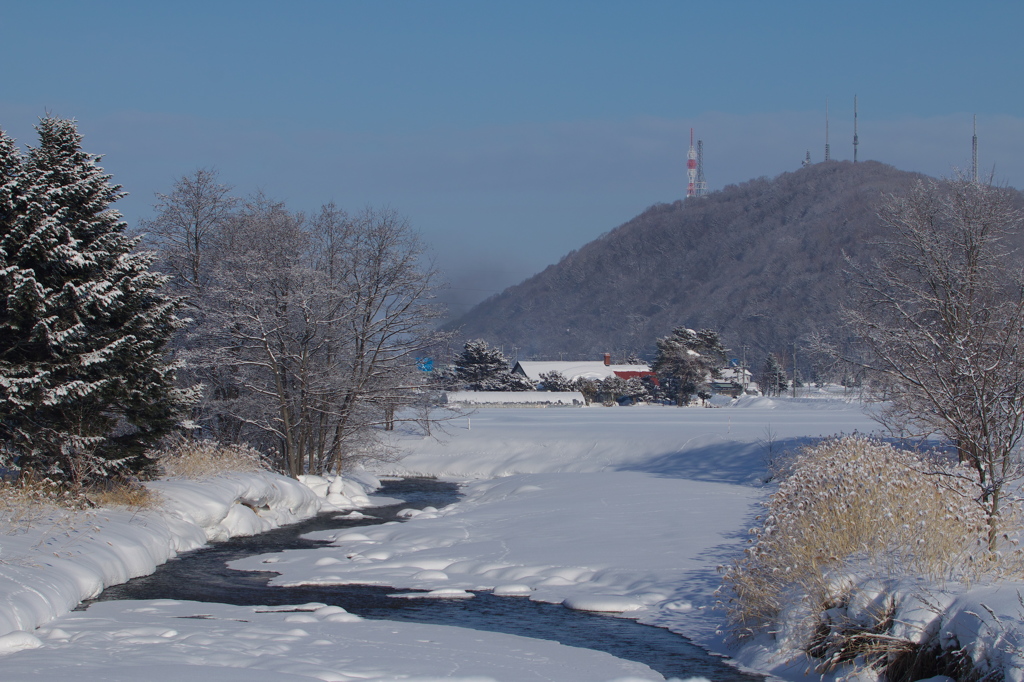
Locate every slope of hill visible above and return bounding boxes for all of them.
[446,161,933,364]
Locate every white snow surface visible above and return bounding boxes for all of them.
[445,390,587,406]
[3,397,1023,680]
[0,471,324,638]
[0,599,666,681]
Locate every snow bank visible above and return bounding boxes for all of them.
[0,599,666,681]
[0,471,327,638]
[730,578,1024,681]
[298,471,381,509]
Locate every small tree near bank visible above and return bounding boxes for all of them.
[843,177,1024,550]
[0,118,193,484]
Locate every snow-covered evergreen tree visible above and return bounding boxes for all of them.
[572,377,600,405]
[0,117,193,484]
[623,376,650,404]
[452,340,532,391]
[598,375,628,405]
[538,370,573,392]
[652,327,727,406]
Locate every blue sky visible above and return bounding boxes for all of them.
[2,1,1022,315]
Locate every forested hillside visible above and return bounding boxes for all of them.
[447,161,977,366]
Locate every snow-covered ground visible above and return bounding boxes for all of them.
[2,396,1020,680]
[0,471,322,638]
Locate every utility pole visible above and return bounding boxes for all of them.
[741,345,748,392]
[791,345,798,398]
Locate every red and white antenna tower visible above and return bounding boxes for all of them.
[695,138,707,196]
[686,128,698,198]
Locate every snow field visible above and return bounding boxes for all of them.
[8,398,1019,680]
[0,599,671,682]
[231,471,762,632]
[252,402,1024,681]
[378,398,874,481]
[224,402,880,667]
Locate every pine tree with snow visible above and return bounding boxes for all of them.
[453,340,532,391]
[652,327,727,406]
[538,370,573,392]
[0,117,193,484]
[598,375,628,405]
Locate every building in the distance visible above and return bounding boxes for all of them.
[512,354,656,386]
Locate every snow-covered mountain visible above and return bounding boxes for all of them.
[447,161,1012,364]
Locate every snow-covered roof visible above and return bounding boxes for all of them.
[513,361,652,383]
[719,367,752,381]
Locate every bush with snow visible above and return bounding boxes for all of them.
[720,436,1024,676]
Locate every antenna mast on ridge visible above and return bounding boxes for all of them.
[853,95,859,163]
[825,98,831,162]
[972,115,978,183]
[695,138,707,197]
[686,128,698,198]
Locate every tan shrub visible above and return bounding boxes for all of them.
[87,481,161,510]
[0,478,66,531]
[157,439,268,479]
[720,437,1022,642]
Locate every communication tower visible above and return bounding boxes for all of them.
[802,150,812,167]
[695,138,707,197]
[824,99,831,162]
[972,115,978,183]
[853,95,859,163]
[686,128,698,198]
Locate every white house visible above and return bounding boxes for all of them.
[512,354,655,385]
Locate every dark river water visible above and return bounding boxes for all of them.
[84,478,762,681]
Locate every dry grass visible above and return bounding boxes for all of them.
[0,440,269,532]
[86,481,161,511]
[0,476,164,532]
[721,436,1023,645]
[157,439,269,479]
[0,478,67,531]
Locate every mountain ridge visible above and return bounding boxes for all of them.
[445,161,1002,366]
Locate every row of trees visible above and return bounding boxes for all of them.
[0,119,446,484]
[440,332,733,406]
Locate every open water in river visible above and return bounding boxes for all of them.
[84,478,763,681]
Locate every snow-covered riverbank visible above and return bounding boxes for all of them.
[0,471,324,641]
[3,398,1022,680]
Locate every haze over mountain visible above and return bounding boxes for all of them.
[446,161,979,366]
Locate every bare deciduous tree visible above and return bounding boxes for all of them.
[142,171,450,477]
[843,177,1024,549]
[140,168,237,295]
[193,199,446,476]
